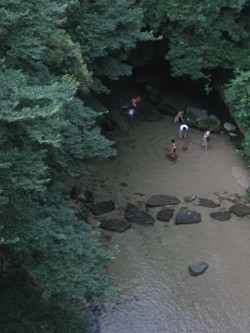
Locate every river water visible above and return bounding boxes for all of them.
[83,77,250,333]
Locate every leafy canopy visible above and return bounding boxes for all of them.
[0,0,147,329]
[137,0,250,79]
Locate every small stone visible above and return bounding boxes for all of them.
[189,261,208,276]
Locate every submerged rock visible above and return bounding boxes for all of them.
[156,208,174,222]
[189,261,208,276]
[125,203,155,226]
[210,211,231,221]
[146,195,181,207]
[193,197,220,208]
[229,203,250,217]
[100,219,131,232]
[92,200,115,216]
[185,107,208,122]
[175,209,201,225]
[223,122,236,132]
[184,195,197,203]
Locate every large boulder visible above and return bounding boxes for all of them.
[229,203,250,217]
[91,200,115,216]
[223,122,236,133]
[125,203,155,226]
[146,195,181,207]
[223,122,239,139]
[175,209,201,225]
[186,107,208,123]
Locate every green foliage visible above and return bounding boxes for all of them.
[204,75,213,94]
[246,186,250,201]
[225,71,250,165]
[242,129,250,165]
[4,188,116,301]
[0,0,133,327]
[225,70,250,127]
[45,29,93,95]
[137,0,250,79]
[197,116,220,132]
[49,98,116,177]
[0,0,65,72]
[65,0,151,93]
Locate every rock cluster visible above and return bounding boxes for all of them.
[69,187,250,278]
[69,187,250,233]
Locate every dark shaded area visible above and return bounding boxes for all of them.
[0,272,90,333]
[134,59,237,125]
[101,58,238,127]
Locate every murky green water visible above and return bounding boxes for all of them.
[84,94,250,333]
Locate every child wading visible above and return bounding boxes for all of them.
[202,129,211,150]
[171,139,177,157]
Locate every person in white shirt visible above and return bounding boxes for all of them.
[179,124,189,139]
[127,108,135,117]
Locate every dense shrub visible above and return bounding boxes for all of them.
[197,116,220,132]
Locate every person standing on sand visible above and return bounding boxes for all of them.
[179,124,189,139]
[202,129,211,150]
[171,139,177,157]
[174,111,184,123]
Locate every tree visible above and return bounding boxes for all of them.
[64,0,149,94]
[225,70,250,153]
[0,0,152,327]
[0,0,121,330]
[137,0,250,79]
